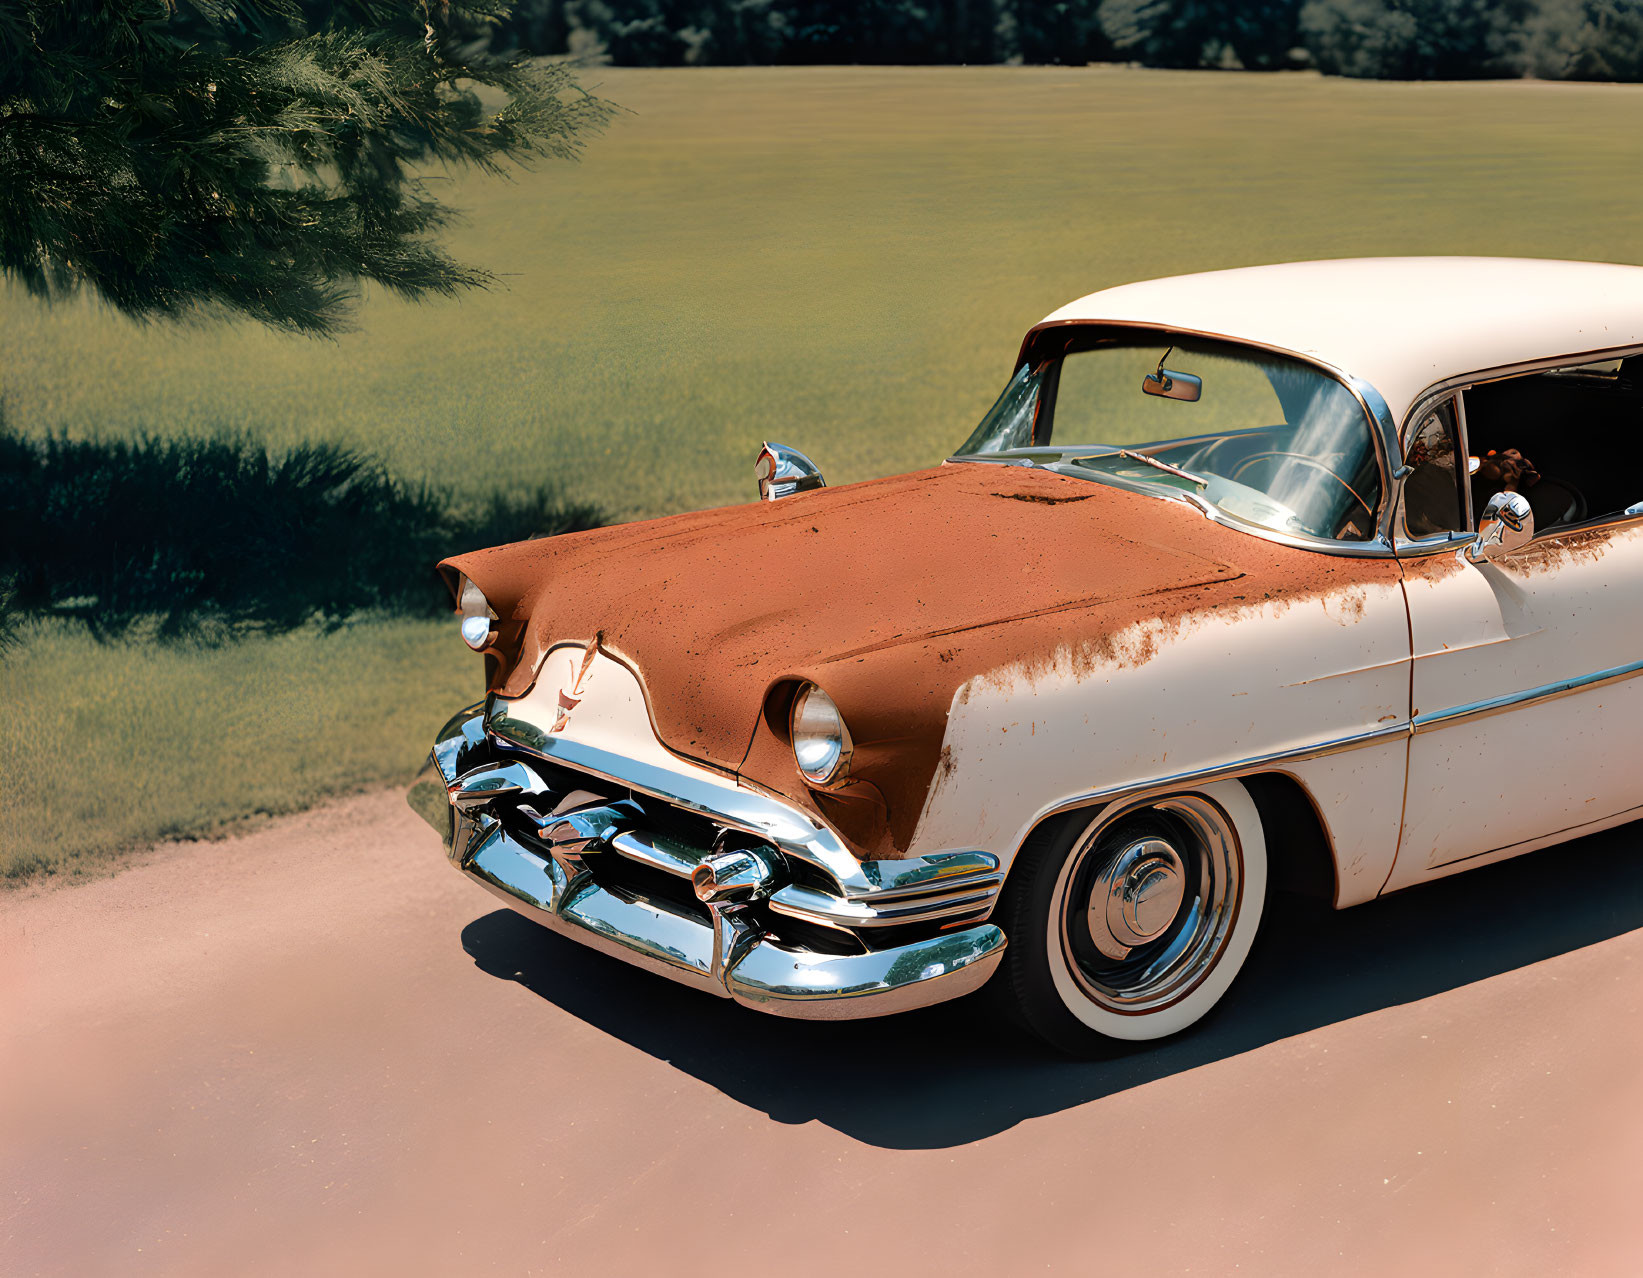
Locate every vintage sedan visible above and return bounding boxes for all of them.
[411,257,1643,1053]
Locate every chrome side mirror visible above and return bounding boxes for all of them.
[755,442,826,502]
[1464,491,1534,564]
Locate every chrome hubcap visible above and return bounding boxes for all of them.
[1056,795,1242,1013]
[1087,837,1187,960]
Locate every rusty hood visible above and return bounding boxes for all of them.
[444,462,1375,855]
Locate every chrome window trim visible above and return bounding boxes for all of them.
[952,319,1400,559]
[1391,513,1643,559]
[1400,340,1643,446]
[1457,389,1476,531]
[1389,530,1481,560]
[1393,391,1470,548]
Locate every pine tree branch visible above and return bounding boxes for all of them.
[0,0,614,334]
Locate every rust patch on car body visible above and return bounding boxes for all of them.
[444,462,1398,858]
[1403,522,1636,584]
[1499,522,1629,577]
[993,491,1097,505]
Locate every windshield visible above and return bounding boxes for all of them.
[955,334,1383,541]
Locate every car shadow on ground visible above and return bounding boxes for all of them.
[460,820,1643,1150]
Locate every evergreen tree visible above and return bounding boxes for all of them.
[1521,0,1643,80]
[1100,0,1304,70]
[1298,0,1531,78]
[1010,0,1112,66]
[0,0,612,334]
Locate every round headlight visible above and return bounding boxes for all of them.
[791,683,853,786]
[457,576,496,651]
[460,615,492,649]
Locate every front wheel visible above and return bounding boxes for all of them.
[992,781,1267,1055]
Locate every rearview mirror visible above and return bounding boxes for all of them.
[1142,368,1202,402]
[1464,491,1534,564]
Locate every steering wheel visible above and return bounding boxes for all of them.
[1524,475,1587,528]
[1180,431,1277,475]
[1230,451,1375,521]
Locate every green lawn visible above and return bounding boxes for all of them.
[6,66,1643,879]
[0,620,474,881]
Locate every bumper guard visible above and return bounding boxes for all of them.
[410,704,1007,1020]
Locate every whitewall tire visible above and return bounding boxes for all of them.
[993,780,1267,1054]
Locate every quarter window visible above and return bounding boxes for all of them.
[1401,398,1466,538]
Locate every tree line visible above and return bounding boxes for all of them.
[485,0,1643,78]
[5,0,1632,345]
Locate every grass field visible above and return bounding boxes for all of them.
[0,619,474,880]
[7,66,1643,878]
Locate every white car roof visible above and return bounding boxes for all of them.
[1040,257,1643,429]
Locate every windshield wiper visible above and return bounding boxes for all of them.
[1069,449,1208,488]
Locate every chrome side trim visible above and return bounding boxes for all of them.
[1393,530,1478,559]
[1396,510,1643,558]
[1017,656,1643,840]
[1412,657,1643,732]
[1026,721,1410,832]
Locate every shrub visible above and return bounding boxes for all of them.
[0,421,605,639]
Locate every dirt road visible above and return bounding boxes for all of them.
[5,791,1643,1276]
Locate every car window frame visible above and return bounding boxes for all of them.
[1394,392,1470,546]
[997,319,1401,557]
[1395,342,1643,558]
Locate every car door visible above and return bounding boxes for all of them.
[1386,380,1643,892]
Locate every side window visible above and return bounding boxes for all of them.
[1461,355,1643,532]
[1402,398,1465,538]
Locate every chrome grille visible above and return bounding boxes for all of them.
[440,710,1003,942]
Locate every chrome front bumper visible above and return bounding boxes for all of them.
[411,703,1008,1020]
